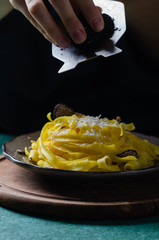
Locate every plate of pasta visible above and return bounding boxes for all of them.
[3,105,159,182]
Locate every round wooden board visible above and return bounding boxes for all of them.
[0,155,159,220]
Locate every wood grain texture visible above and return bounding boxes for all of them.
[0,157,159,220]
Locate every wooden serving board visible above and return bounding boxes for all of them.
[0,155,159,220]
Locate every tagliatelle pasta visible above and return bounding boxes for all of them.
[25,113,159,172]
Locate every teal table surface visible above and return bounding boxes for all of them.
[1,133,159,240]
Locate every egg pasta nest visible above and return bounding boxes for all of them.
[25,113,159,172]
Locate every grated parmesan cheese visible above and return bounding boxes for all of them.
[73,115,121,129]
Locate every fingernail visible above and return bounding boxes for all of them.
[92,17,104,32]
[58,37,70,48]
[73,29,86,43]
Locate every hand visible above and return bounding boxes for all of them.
[9,0,104,48]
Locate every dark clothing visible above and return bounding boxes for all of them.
[0,10,158,136]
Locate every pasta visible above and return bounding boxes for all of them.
[25,113,159,172]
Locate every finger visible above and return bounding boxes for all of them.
[69,0,102,15]
[25,0,71,48]
[75,0,104,32]
[97,6,102,13]
[26,15,54,43]
[49,0,87,44]
[24,11,53,43]
[10,0,53,43]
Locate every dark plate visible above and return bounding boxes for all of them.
[2,131,159,183]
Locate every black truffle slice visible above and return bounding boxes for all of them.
[72,13,115,49]
[53,104,75,119]
[117,150,138,159]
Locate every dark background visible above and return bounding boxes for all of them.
[0,10,158,136]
